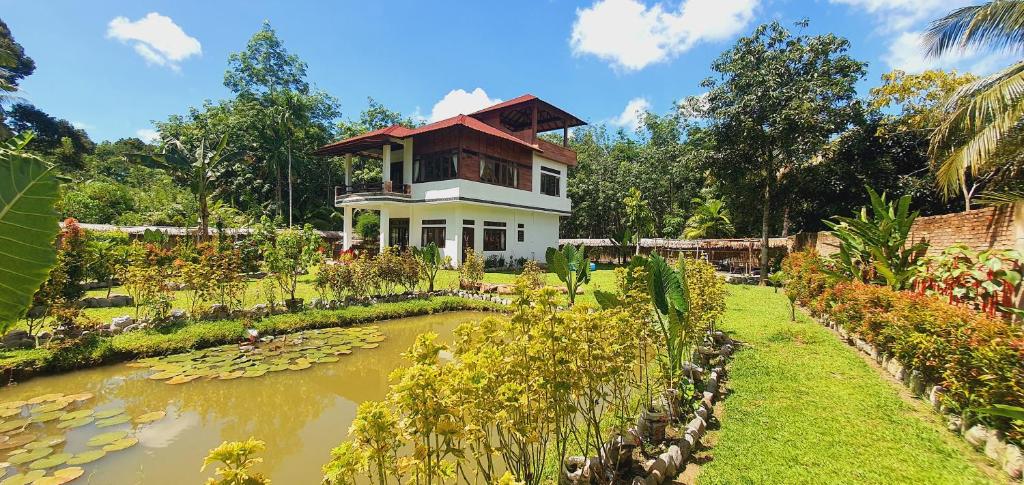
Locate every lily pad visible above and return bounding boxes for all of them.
[65,450,105,465]
[0,402,26,410]
[31,467,84,485]
[101,437,138,452]
[25,395,62,405]
[316,356,340,363]
[31,402,68,414]
[29,412,63,424]
[62,393,93,403]
[56,417,92,430]
[58,410,92,421]
[242,369,267,378]
[25,436,64,450]
[95,415,131,428]
[0,434,36,450]
[133,411,165,424]
[85,431,127,447]
[147,371,180,381]
[0,420,28,433]
[27,453,71,470]
[7,447,52,465]
[165,375,200,385]
[0,470,44,485]
[92,408,124,419]
[0,409,22,419]
[217,371,244,380]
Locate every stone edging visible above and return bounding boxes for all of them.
[813,312,1023,481]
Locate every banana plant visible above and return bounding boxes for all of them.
[0,132,61,333]
[824,186,927,290]
[545,244,590,306]
[412,242,445,292]
[646,254,692,391]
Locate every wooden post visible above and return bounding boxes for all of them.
[531,103,538,144]
[562,117,568,147]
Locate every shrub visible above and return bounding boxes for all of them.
[460,249,485,289]
[57,218,89,301]
[780,250,832,306]
[684,258,726,334]
[262,224,323,302]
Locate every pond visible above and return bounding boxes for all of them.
[0,311,486,484]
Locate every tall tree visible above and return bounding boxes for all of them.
[0,19,35,132]
[925,1,1024,204]
[224,21,309,97]
[700,20,865,282]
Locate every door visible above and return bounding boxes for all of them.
[462,227,474,264]
[390,161,404,187]
[389,218,410,249]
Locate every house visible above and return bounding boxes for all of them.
[314,94,585,266]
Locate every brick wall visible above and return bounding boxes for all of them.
[791,203,1024,256]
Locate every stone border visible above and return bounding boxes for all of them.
[814,313,1023,481]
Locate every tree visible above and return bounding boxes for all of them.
[545,244,591,306]
[701,20,866,282]
[623,187,654,255]
[0,132,60,333]
[924,1,1024,204]
[128,134,236,241]
[412,242,446,292]
[262,224,323,304]
[224,21,308,97]
[683,198,735,239]
[0,19,34,133]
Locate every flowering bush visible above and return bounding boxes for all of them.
[912,245,1023,320]
[779,249,832,307]
[783,250,1024,441]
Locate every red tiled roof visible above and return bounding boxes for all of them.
[469,94,538,115]
[314,114,537,156]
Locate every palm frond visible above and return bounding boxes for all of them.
[930,61,1024,196]
[925,0,1024,57]
[975,188,1024,205]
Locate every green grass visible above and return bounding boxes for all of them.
[696,285,1005,485]
[74,266,618,322]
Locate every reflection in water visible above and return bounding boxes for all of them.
[0,311,483,484]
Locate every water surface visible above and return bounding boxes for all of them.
[0,311,485,484]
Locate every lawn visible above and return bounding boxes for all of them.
[74,266,619,323]
[695,284,1006,485]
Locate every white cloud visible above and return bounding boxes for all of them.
[828,0,970,32]
[883,31,1012,75]
[71,121,92,130]
[136,128,160,143]
[107,12,201,71]
[571,0,758,71]
[611,97,652,131]
[429,88,501,122]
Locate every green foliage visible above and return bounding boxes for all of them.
[623,187,654,253]
[261,224,323,301]
[685,258,726,334]
[545,244,591,305]
[412,242,447,292]
[683,198,734,239]
[780,250,832,306]
[201,437,269,485]
[0,132,60,332]
[354,211,379,240]
[823,187,926,290]
[459,249,485,289]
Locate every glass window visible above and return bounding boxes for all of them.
[540,167,560,196]
[414,151,458,183]
[421,226,446,248]
[483,228,506,251]
[479,155,518,188]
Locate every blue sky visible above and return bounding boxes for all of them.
[1,0,1009,142]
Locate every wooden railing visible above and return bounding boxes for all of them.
[334,182,411,203]
[536,138,577,165]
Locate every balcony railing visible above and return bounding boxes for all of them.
[334,182,411,204]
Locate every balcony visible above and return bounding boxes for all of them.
[334,181,411,205]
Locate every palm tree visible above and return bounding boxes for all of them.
[128,134,236,241]
[925,1,1024,206]
[683,198,735,239]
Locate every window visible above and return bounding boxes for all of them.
[484,228,506,251]
[463,219,475,226]
[517,223,525,243]
[479,155,518,188]
[540,166,561,196]
[421,219,446,248]
[414,150,458,183]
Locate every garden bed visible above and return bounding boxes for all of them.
[0,296,505,385]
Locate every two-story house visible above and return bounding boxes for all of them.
[315,94,585,266]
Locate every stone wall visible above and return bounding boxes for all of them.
[791,203,1024,257]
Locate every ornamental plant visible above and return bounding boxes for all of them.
[459,249,485,290]
[261,224,323,303]
[545,244,591,306]
[413,242,447,292]
[912,245,1023,320]
[201,437,270,485]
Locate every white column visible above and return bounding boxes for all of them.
[447,209,461,268]
[344,155,352,188]
[379,207,390,253]
[382,144,391,186]
[342,206,353,250]
[402,139,413,188]
[409,205,421,248]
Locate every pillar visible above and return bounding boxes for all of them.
[382,144,391,187]
[379,207,390,253]
[344,155,352,189]
[402,138,413,189]
[342,206,353,250]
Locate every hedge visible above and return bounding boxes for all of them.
[783,250,1024,442]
